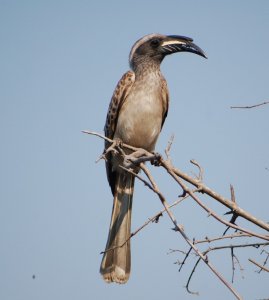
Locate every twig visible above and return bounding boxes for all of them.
[230,247,244,283]
[223,185,239,235]
[165,134,174,160]
[168,247,193,273]
[194,232,251,244]
[190,159,204,181]
[233,253,244,279]
[259,250,269,274]
[178,247,193,273]
[82,130,153,155]
[231,247,236,283]
[185,257,201,295]
[230,101,269,109]
[248,259,269,272]
[203,242,269,254]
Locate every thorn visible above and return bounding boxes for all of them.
[95,154,106,163]
[178,190,187,198]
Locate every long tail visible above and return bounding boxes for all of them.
[100,172,134,284]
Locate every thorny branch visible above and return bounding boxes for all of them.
[194,232,251,244]
[83,130,269,299]
[259,249,269,273]
[249,258,269,273]
[139,163,242,299]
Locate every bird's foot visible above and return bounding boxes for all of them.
[151,151,162,166]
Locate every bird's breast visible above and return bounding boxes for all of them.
[114,79,164,152]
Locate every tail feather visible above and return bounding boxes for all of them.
[100,173,134,283]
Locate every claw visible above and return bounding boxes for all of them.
[151,152,162,166]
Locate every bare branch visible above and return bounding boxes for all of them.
[249,259,269,273]
[190,159,204,181]
[231,247,236,283]
[230,101,269,109]
[168,247,193,273]
[185,257,201,296]
[165,134,174,160]
[178,247,192,273]
[232,251,245,281]
[204,242,269,253]
[259,249,269,274]
[194,232,251,245]
[223,185,239,235]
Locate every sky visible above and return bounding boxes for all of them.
[1,1,269,299]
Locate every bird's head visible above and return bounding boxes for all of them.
[129,33,207,70]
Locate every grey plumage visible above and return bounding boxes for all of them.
[101,33,206,283]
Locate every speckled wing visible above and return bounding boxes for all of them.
[104,70,135,194]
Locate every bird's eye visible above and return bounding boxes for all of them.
[150,39,160,48]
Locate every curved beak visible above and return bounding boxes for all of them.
[161,35,207,59]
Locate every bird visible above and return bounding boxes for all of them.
[100,33,206,284]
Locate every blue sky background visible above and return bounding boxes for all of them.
[1,1,269,299]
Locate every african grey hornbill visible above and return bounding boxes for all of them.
[100,33,206,283]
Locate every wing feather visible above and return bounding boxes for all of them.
[104,71,135,194]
